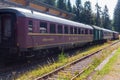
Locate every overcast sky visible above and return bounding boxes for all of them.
[70,0,118,19]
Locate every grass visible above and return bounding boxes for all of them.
[16,40,119,80]
[75,57,102,80]
[92,47,120,80]
[58,71,72,80]
[75,41,120,80]
[58,51,67,63]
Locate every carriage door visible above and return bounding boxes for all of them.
[0,15,1,44]
[0,14,15,47]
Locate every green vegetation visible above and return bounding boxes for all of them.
[58,52,66,63]
[75,41,120,80]
[67,0,72,12]
[16,41,119,80]
[76,57,103,80]
[43,0,55,6]
[57,0,67,11]
[40,0,113,30]
[58,71,72,80]
[92,47,120,80]
[114,0,120,32]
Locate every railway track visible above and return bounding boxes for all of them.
[0,40,119,80]
[35,40,120,80]
[0,44,88,79]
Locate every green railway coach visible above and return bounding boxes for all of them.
[92,26,103,41]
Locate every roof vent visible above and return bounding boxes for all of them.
[31,10,33,14]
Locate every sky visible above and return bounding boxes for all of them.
[70,0,118,19]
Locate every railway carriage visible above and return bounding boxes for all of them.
[102,28,113,40]
[92,26,103,41]
[0,9,17,54]
[0,7,119,58]
[0,7,93,57]
[113,31,119,39]
[92,26,117,42]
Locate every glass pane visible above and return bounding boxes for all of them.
[64,26,68,34]
[78,28,81,34]
[58,25,62,33]
[85,29,88,34]
[28,20,33,32]
[40,22,47,33]
[4,18,11,37]
[70,27,73,34]
[74,27,77,34]
[50,24,56,33]
[81,29,84,34]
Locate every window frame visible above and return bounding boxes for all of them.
[90,29,93,34]
[81,28,84,34]
[28,20,33,32]
[39,21,48,33]
[64,25,69,34]
[85,29,88,34]
[78,28,81,34]
[49,23,56,33]
[74,27,78,34]
[57,24,63,34]
[70,26,74,34]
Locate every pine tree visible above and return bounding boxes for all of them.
[102,5,111,29]
[76,0,81,9]
[83,1,92,24]
[95,3,101,27]
[114,0,120,32]
[67,0,72,12]
[75,0,83,22]
[72,5,77,21]
[57,0,67,10]
[72,5,77,14]
[42,0,55,6]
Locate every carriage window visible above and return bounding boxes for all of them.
[78,28,81,34]
[64,26,68,34]
[90,30,93,34]
[70,27,73,34]
[81,29,84,34]
[74,27,77,34]
[85,29,88,34]
[28,20,33,32]
[58,25,62,34]
[50,24,56,33]
[4,18,11,37]
[40,22,47,33]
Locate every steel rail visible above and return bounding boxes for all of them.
[35,40,120,80]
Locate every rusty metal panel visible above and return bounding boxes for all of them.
[29,3,46,11]
[10,0,26,6]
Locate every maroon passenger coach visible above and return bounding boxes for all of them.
[0,7,93,56]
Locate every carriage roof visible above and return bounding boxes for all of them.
[0,7,93,29]
[92,25,114,33]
